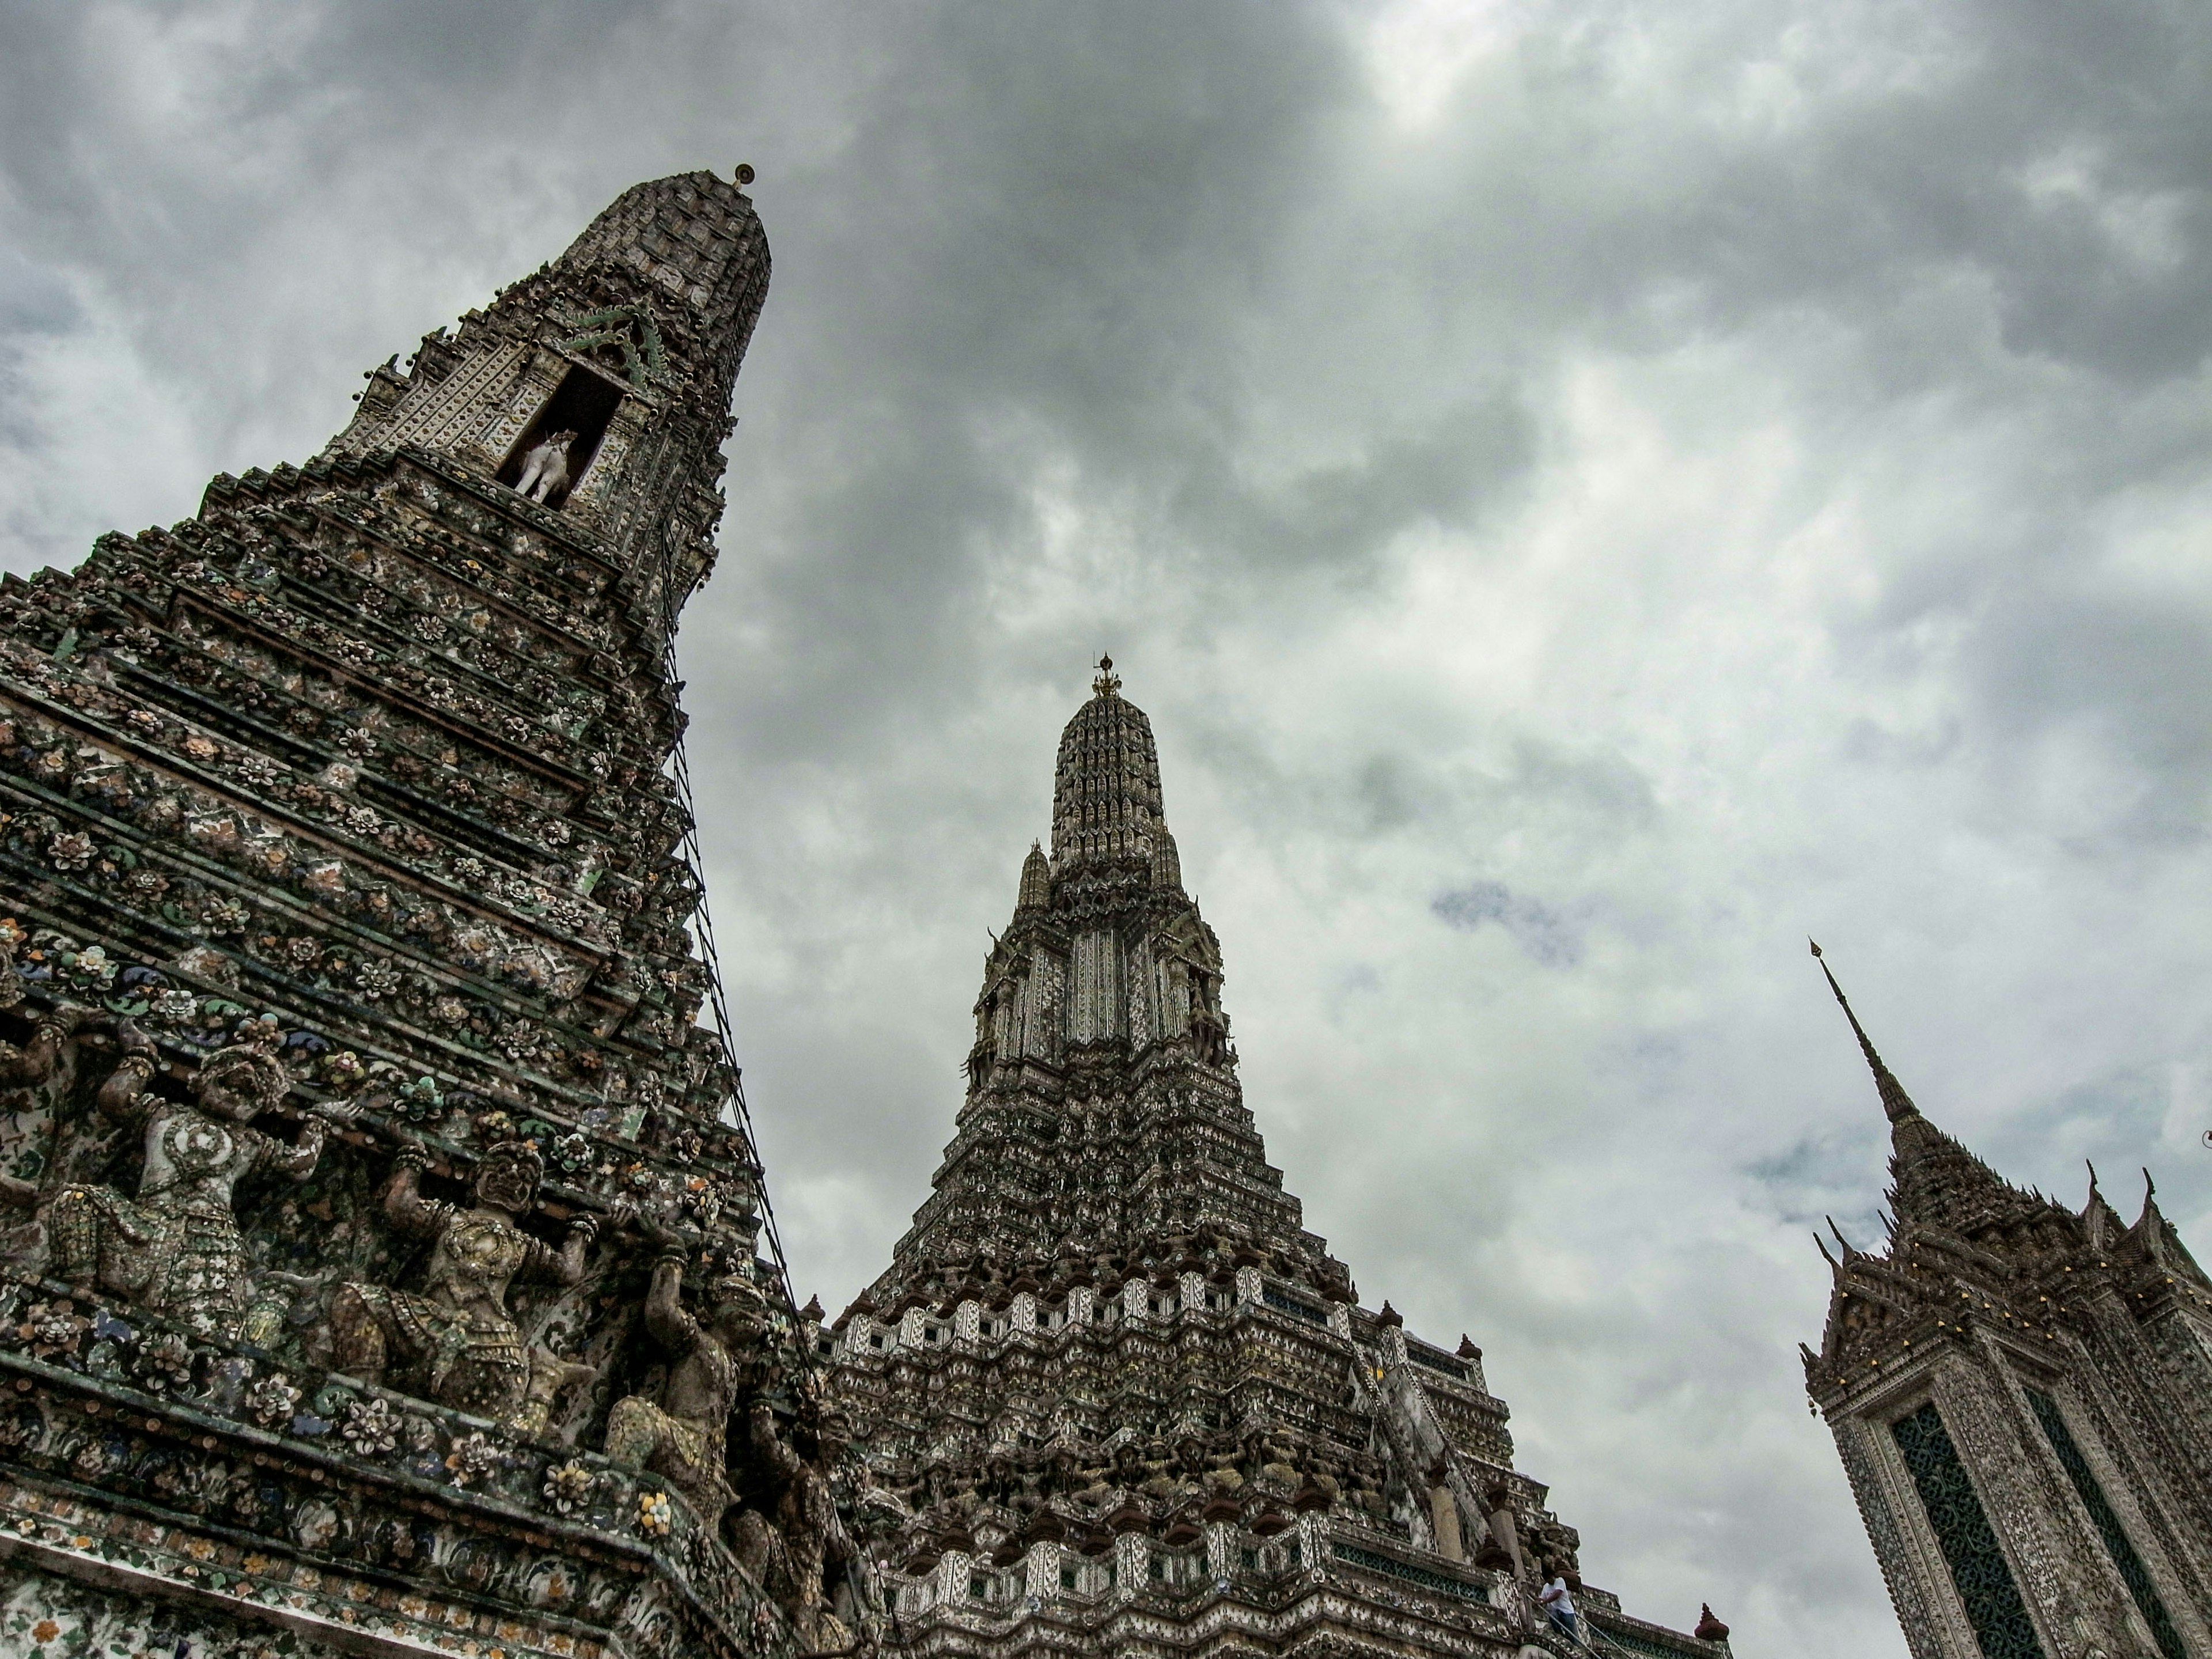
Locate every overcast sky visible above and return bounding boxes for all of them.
[9,2,2212,1650]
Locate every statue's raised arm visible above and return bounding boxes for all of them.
[604,1216,764,1533]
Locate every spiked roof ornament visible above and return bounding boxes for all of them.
[1810,940,1920,1124]
[1809,940,2056,1240]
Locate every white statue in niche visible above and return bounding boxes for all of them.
[515,429,578,504]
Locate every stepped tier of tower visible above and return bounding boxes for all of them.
[1806,950,2212,1659]
[823,665,1723,1659]
[0,173,847,1659]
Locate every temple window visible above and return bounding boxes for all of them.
[1889,1403,2046,1659]
[497,365,626,508]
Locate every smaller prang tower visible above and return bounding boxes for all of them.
[1804,946,2212,1659]
[821,661,1728,1659]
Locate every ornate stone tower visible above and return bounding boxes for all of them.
[1804,946,2212,1659]
[822,661,1727,1658]
[0,171,844,1659]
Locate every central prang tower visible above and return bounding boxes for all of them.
[0,170,851,1659]
[823,662,1729,1659]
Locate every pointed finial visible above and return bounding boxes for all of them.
[1809,941,1921,1124]
[2135,1168,2170,1239]
[1092,654,1121,696]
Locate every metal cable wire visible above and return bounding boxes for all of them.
[653,624,811,1375]
[652,524,908,1646]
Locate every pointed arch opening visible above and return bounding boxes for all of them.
[497,365,626,508]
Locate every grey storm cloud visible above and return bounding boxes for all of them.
[9,2,2212,1652]
[1433,880,1584,966]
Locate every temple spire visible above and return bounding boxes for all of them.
[1050,658,1165,873]
[324,167,770,646]
[1810,940,1921,1124]
[1812,942,2059,1239]
[1016,840,1051,911]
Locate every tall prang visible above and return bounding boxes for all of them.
[1804,946,2212,1659]
[0,171,846,1659]
[822,661,1728,1659]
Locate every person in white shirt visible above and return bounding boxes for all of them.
[1538,1573,1580,1642]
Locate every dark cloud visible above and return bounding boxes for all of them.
[10,2,2212,1652]
[1433,879,1584,965]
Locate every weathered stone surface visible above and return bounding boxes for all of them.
[0,171,824,1659]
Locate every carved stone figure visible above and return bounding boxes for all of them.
[50,1023,347,1338]
[0,925,40,1018]
[604,1216,768,1529]
[329,1138,603,1419]
[506,1345,600,1441]
[0,999,75,1209]
[733,1395,853,1653]
[515,430,578,505]
[0,926,74,1094]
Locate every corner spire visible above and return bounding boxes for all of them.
[1810,940,1921,1124]
[1016,841,1051,911]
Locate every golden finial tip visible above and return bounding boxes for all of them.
[1809,938,1823,958]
